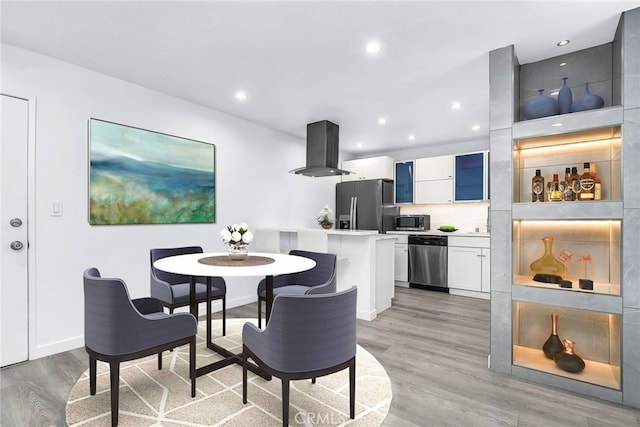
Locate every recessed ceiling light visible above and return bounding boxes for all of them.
[357,142,364,148]
[557,40,570,47]
[551,123,563,127]
[450,102,461,110]
[560,62,567,67]
[408,134,416,141]
[377,117,386,125]
[472,125,480,131]
[235,91,248,101]
[365,41,381,54]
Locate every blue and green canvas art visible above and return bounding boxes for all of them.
[89,119,215,225]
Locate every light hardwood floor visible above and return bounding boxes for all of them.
[1,287,639,426]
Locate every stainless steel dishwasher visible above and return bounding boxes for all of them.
[408,235,448,292]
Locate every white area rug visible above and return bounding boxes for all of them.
[66,319,392,426]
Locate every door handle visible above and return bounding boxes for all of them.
[10,241,24,251]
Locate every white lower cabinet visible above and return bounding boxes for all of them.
[394,243,408,282]
[447,236,490,296]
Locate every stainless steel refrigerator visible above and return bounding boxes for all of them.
[336,179,399,233]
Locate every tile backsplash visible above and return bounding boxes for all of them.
[400,201,490,232]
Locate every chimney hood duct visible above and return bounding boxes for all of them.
[289,120,352,177]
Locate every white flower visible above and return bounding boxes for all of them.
[222,222,252,246]
[220,229,232,243]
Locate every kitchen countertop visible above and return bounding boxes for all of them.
[387,230,490,237]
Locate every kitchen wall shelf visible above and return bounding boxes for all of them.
[512,106,623,140]
[512,301,621,392]
[512,201,623,220]
[513,345,621,390]
[512,285,622,313]
[489,7,639,408]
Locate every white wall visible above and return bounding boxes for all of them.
[1,44,339,359]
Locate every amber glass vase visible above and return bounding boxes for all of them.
[530,236,566,279]
[542,313,564,359]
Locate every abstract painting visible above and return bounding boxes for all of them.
[89,119,215,225]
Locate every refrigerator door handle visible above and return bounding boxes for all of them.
[350,196,357,230]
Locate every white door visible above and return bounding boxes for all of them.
[1,94,29,366]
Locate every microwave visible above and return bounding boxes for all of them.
[395,215,430,231]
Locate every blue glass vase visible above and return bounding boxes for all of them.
[570,82,604,112]
[524,89,560,120]
[558,77,572,115]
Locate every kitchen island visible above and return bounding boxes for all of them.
[280,229,396,320]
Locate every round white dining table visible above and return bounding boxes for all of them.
[153,251,316,378]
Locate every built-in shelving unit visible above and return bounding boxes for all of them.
[489,7,639,408]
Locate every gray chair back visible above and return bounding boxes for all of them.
[83,267,196,356]
[150,246,203,284]
[286,249,337,293]
[246,287,357,373]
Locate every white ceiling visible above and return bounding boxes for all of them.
[1,1,637,155]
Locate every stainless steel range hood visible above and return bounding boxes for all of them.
[289,120,352,177]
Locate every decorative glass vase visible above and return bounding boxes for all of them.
[228,243,248,260]
[321,223,333,230]
[558,77,572,115]
[554,340,586,373]
[542,313,564,359]
[530,236,566,279]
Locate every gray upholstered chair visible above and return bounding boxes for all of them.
[150,246,227,336]
[256,249,336,328]
[83,268,197,427]
[242,287,357,426]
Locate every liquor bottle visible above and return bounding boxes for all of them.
[549,174,563,202]
[590,163,602,200]
[570,166,580,201]
[532,169,544,202]
[563,167,574,201]
[578,162,595,201]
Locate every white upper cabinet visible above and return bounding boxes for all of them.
[414,155,453,181]
[414,155,454,203]
[341,155,394,182]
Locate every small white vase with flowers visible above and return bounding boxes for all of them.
[220,223,253,259]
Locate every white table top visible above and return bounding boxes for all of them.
[153,252,316,277]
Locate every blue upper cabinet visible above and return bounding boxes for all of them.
[455,152,486,201]
[394,161,414,204]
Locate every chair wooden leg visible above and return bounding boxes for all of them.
[349,360,356,419]
[190,337,196,398]
[312,377,316,384]
[242,347,248,404]
[158,352,162,370]
[282,378,290,427]
[109,361,120,427]
[257,299,262,328]
[89,356,97,395]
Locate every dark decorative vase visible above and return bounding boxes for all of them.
[542,313,564,359]
[554,340,586,373]
[558,77,572,114]
[570,82,604,112]
[524,89,560,120]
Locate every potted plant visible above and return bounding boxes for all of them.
[317,205,334,229]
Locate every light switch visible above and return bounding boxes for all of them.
[51,201,63,217]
